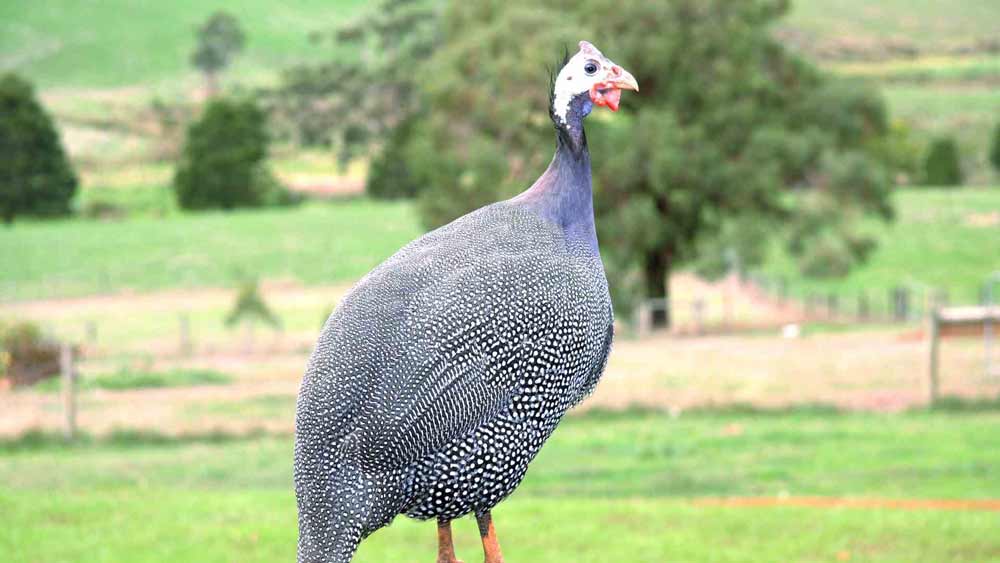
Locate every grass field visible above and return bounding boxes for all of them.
[4,188,996,306]
[783,0,1000,53]
[0,0,367,88]
[760,187,1000,304]
[4,0,998,89]
[2,409,998,561]
[0,199,420,301]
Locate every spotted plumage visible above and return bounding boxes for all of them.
[295,40,637,563]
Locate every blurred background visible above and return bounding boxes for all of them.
[2,0,999,561]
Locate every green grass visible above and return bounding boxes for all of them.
[0,0,368,88]
[184,394,297,420]
[783,0,1000,53]
[30,368,231,393]
[833,55,1000,83]
[1,410,998,561]
[75,184,179,218]
[5,0,998,89]
[0,199,421,301]
[760,187,1000,304]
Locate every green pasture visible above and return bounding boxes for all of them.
[2,409,998,561]
[760,187,1000,305]
[833,55,1000,83]
[4,0,999,90]
[31,368,231,392]
[0,199,420,301]
[5,188,998,309]
[783,0,1000,53]
[0,0,367,88]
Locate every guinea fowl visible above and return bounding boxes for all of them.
[295,40,638,563]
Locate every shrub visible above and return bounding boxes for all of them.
[922,136,963,186]
[366,117,423,199]
[0,73,78,223]
[225,278,281,330]
[0,320,62,388]
[173,98,296,210]
[191,11,245,96]
[868,120,922,184]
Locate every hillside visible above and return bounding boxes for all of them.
[0,0,366,88]
[783,0,1000,59]
[3,0,999,88]
[759,188,1000,305]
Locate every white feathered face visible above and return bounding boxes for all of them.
[551,41,638,128]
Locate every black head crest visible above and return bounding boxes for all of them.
[548,45,572,123]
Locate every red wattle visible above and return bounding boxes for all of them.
[604,88,621,111]
[589,84,623,112]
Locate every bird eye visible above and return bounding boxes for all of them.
[584,61,598,75]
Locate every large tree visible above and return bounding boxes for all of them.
[269,0,438,169]
[0,73,77,224]
[406,0,893,327]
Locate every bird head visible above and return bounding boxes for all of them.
[551,41,639,128]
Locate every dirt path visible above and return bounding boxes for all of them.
[2,280,352,320]
[3,278,997,438]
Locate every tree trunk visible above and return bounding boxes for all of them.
[643,249,672,328]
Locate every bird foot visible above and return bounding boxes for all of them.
[436,558,463,563]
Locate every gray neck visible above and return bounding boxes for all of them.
[511,93,597,253]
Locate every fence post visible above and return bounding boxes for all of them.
[891,287,910,322]
[179,313,192,356]
[928,309,940,406]
[85,320,98,346]
[692,298,706,335]
[722,291,733,331]
[634,300,651,338]
[933,289,949,309]
[857,292,869,321]
[60,343,77,441]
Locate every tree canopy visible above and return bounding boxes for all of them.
[269,0,438,167]
[173,98,293,210]
[191,11,246,96]
[0,73,77,224]
[402,0,894,324]
[923,136,963,187]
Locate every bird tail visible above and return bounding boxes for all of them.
[295,465,370,563]
[295,458,408,563]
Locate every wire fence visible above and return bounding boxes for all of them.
[629,273,968,338]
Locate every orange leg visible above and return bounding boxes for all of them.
[437,519,463,563]
[476,511,504,563]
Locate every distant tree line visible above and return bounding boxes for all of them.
[276,0,1000,326]
[2,0,999,253]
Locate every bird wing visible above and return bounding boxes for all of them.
[297,203,612,472]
